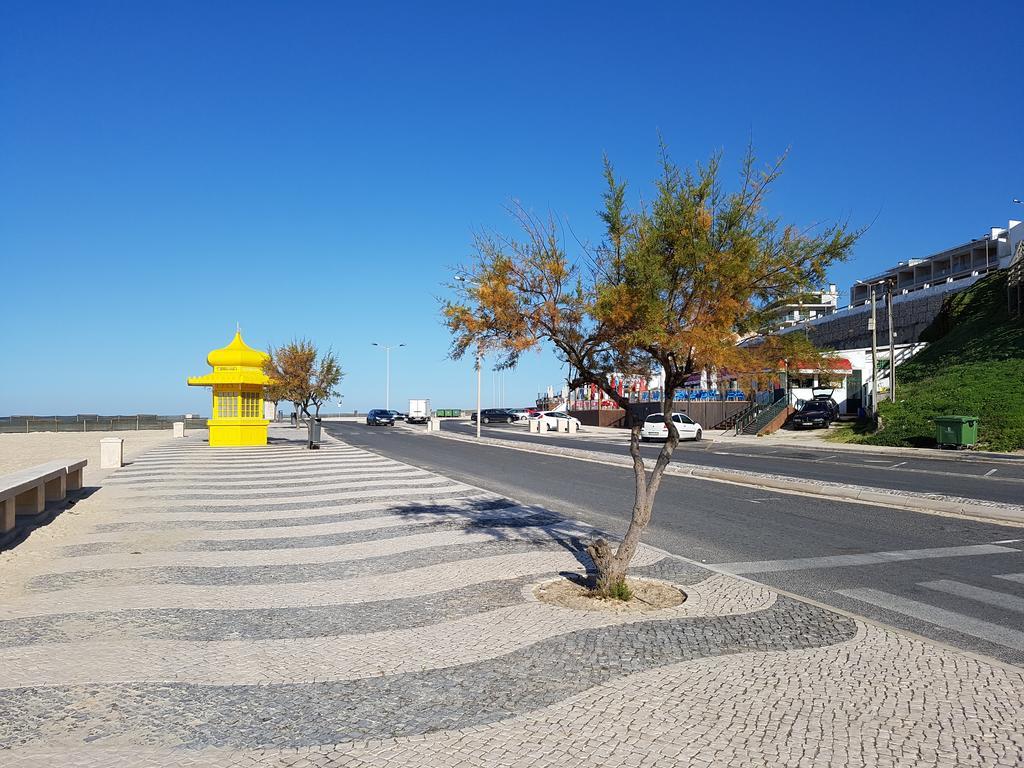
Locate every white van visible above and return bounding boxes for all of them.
[407,399,431,424]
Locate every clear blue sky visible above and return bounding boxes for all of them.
[2,1,1021,415]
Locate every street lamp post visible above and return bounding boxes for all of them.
[455,275,484,439]
[476,346,482,439]
[371,342,404,411]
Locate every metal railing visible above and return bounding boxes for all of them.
[0,415,207,434]
[734,393,788,436]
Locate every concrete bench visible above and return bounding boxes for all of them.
[1,458,88,539]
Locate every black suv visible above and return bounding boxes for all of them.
[366,409,396,426]
[470,408,517,424]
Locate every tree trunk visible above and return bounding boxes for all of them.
[586,412,679,597]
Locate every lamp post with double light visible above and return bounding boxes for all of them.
[371,342,404,412]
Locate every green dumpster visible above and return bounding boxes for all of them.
[934,416,979,447]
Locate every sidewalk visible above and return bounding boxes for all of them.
[576,421,1024,463]
[0,425,1021,766]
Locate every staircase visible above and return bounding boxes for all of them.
[734,393,789,436]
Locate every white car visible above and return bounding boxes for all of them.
[640,412,702,441]
[530,410,582,431]
[510,409,532,421]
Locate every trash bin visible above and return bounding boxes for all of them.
[935,416,978,448]
[308,417,322,449]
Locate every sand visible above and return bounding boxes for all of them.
[0,429,178,486]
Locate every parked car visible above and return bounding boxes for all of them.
[366,409,395,426]
[407,399,430,424]
[639,412,703,441]
[470,408,518,424]
[530,410,583,431]
[791,401,833,429]
[509,409,532,421]
[388,410,406,421]
[809,389,840,420]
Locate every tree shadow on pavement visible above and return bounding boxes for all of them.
[386,497,595,574]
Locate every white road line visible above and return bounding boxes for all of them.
[714,544,1019,575]
[889,461,907,469]
[862,459,891,464]
[813,455,838,462]
[986,468,998,476]
[920,580,1024,613]
[992,539,1023,545]
[837,587,1024,651]
[996,573,1024,585]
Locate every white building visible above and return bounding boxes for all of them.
[767,285,839,331]
[784,343,927,416]
[850,221,1022,305]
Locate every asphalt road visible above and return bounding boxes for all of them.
[324,420,1024,667]
[442,420,1024,505]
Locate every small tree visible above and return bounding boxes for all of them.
[443,146,858,596]
[263,339,344,420]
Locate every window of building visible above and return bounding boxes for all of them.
[216,391,239,418]
[241,391,261,418]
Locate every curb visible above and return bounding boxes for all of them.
[426,428,1024,527]
[718,435,1024,464]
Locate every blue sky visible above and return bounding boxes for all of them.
[2,1,1021,415]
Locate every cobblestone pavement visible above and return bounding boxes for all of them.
[1,427,1022,766]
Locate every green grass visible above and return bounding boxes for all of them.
[827,273,1024,452]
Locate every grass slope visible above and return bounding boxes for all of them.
[835,272,1024,452]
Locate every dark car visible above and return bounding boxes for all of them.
[366,409,395,426]
[470,408,517,424]
[810,394,840,420]
[791,401,833,429]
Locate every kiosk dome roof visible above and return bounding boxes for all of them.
[207,331,269,369]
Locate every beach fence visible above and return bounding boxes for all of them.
[0,415,208,434]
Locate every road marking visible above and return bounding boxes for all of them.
[813,454,838,462]
[713,544,1019,575]
[985,468,998,476]
[746,500,763,504]
[889,461,907,468]
[862,459,891,463]
[837,587,1024,651]
[920,580,1024,613]
[996,573,1024,585]
[992,539,1023,545]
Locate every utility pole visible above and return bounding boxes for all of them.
[476,346,482,439]
[868,283,879,418]
[886,279,896,401]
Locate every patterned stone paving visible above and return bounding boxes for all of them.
[1,426,1022,766]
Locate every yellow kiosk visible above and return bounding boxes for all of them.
[188,331,271,447]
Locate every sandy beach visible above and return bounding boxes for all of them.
[0,429,179,486]
[0,429,195,593]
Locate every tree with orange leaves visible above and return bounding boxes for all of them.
[443,145,859,597]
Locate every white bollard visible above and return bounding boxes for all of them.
[100,437,124,469]
[568,420,578,434]
[556,417,568,433]
[172,421,185,438]
[431,418,442,431]
[529,419,540,433]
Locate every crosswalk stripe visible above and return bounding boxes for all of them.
[713,544,1018,575]
[920,580,1024,613]
[836,587,1024,651]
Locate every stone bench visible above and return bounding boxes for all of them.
[1,459,88,540]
